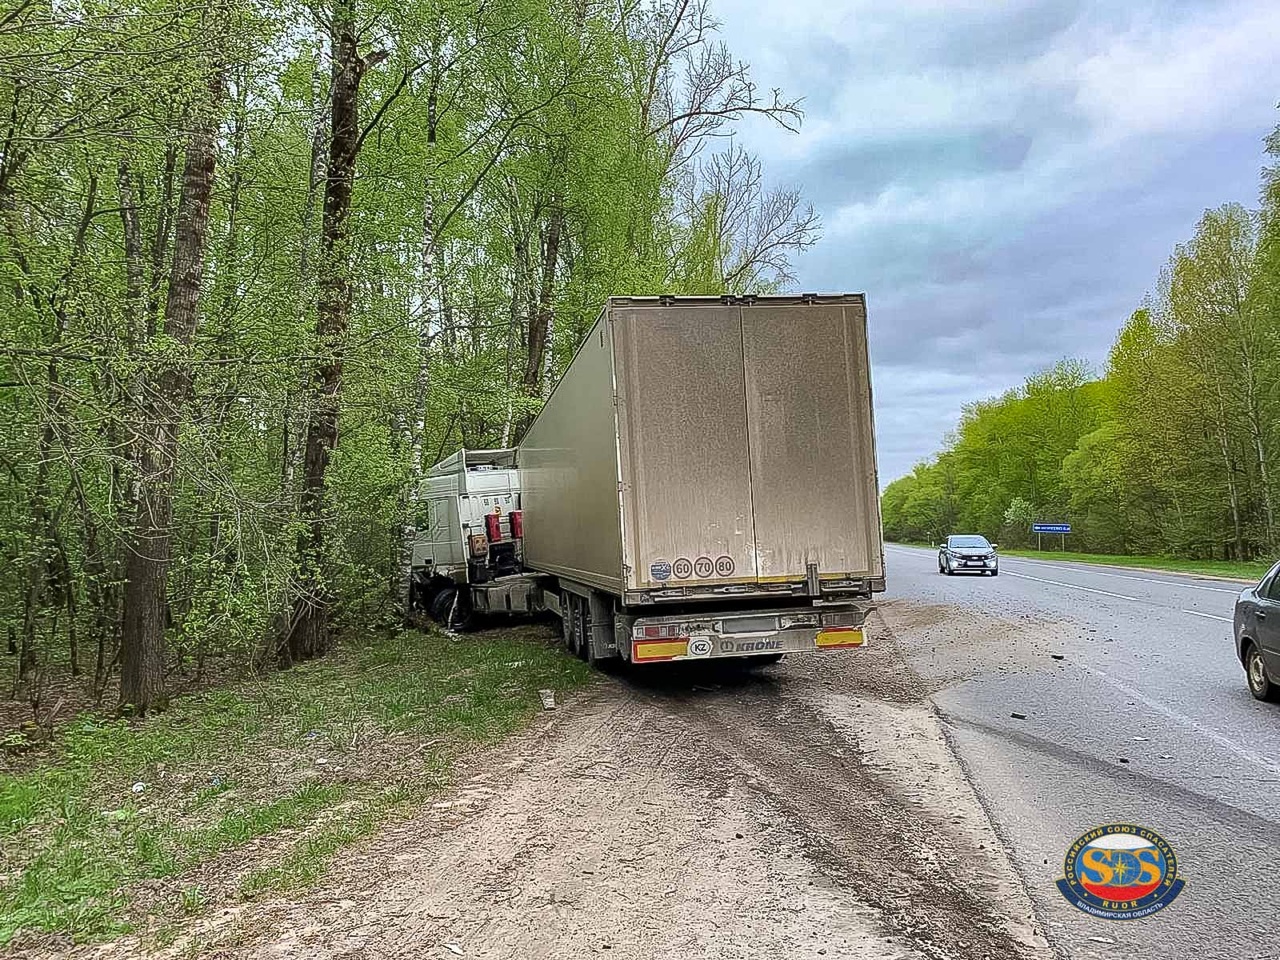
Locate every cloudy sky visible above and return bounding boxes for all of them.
[710,0,1280,485]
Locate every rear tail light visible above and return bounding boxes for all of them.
[779,613,818,630]
[820,610,860,626]
[635,622,687,639]
[485,512,501,542]
[510,510,523,538]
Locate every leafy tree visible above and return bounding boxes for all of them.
[0,0,818,714]
[882,177,1280,564]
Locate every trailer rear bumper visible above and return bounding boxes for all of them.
[625,604,870,664]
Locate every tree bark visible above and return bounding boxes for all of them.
[523,197,563,395]
[117,158,146,349]
[119,74,223,715]
[398,72,441,613]
[146,143,179,337]
[282,0,381,663]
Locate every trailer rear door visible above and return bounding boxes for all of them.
[740,299,879,581]
[613,303,758,589]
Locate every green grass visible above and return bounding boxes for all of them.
[0,625,590,947]
[999,549,1269,581]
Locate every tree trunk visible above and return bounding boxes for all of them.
[523,198,564,395]
[119,74,223,715]
[1238,349,1276,549]
[117,159,146,349]
[146,144,179,337]
[282,0,380,663]
[398,78,441,613]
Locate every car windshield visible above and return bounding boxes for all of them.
[949,536,989,548]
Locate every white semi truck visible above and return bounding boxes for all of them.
[407,294,885,664]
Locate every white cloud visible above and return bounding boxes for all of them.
[705,0,1280,482]
[1060,2,1280,143]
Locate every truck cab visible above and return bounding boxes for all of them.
[407,449,537,625]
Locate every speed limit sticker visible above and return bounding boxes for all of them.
[714,555,735,577]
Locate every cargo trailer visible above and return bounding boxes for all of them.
[407,294,885,664]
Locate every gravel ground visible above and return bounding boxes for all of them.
[73,607,1051,960]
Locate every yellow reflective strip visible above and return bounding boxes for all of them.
[633,640,689,660]
[816,628,865,648]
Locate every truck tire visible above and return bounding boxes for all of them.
[429,586,455,622]
[410,576,441,615]
[429,587,473,631]
[559,592,576,652]
[572,594,591,661]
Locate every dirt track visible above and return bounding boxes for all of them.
[98,604,1051,960]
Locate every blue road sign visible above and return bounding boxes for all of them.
[1032,523,1071,534]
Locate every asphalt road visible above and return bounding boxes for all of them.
[882,545,1280,960]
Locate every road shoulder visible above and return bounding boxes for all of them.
[73,624,1054,960]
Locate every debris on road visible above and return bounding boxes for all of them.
[1050,654,1065,661]
[539,689,556,710]
[1011,712,1027,720]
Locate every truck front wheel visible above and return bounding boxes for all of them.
[430,586,473,631]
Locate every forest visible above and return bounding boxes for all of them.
[0,0,819,716]
[882,134,1280,562]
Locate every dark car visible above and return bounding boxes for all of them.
[938,535,999,576]
[1236,560,1280,701]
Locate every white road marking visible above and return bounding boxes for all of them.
[887,544,1243,593]
[1001,570,1143,603]
[1078,664,1280,777]
[1181,610,1232,623]
[1002,556,1241,593]
[889,544,1238,629]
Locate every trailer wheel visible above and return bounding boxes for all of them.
[572,594,591,661]
[559,592,576,651]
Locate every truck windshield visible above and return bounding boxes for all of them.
[950,536,989,548]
